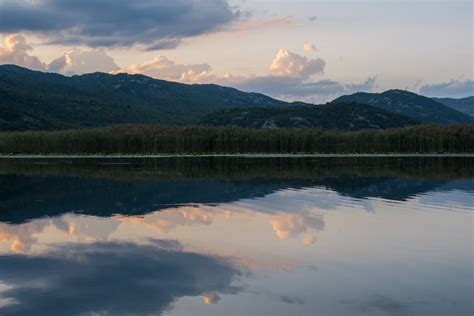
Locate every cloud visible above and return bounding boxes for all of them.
[269,213,324,242]
[303,234,317,245]
[0,0,240,50]
[216,49,374,103]
[112,48,326,86]
[227,16,296,33]
[0,215,120,254]
[0,34,119,75]
[342,294,413,315]
[0,34,375,103]
[304,43,317,53]
[0,34,46,70]
[202,292,221,304]
[118,206,215,234]
[144,39,182,51]
[270,49,325,78]
[280,295,305,305]
[113,55,215,83]
[225,75,377,103]
[218,49,376,103]
[48,48,119,75]
[0,241,241,315]
[419,80,474,98]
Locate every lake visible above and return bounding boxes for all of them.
[0,157,472,316]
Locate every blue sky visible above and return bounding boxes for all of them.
[0,0,472,101]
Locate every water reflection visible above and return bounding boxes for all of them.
[0,241,241,316]
[0,158,472,315]
[1,157,473,223]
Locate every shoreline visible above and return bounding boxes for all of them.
[1,153,473,159]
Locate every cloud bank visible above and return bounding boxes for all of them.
[49,49,119,75]
[0,34,120,74]
[113,55,215,83]
[0,0,240,50]
[419,80,474,98]
[0,35,377,102]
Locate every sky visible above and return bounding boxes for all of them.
[0,0,472,102]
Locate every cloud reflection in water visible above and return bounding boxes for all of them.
[0,241,242,316]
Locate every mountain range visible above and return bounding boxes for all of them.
[333,90,474,124]
[432,97,474,117]
[199,103,420,130]
[0,64,472,131]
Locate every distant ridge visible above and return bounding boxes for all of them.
[199,103,420,130]
[432,96,474,117]
[333,90,474,124]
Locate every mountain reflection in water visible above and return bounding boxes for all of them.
[0,157,472,316]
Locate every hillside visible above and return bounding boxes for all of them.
[0,65,287,131]
[432,97,474,117]
[333,90,474,124]
[199,103,420,130]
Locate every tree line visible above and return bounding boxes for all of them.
[0,124,473,154]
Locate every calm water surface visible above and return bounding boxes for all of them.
[0,158,472,316]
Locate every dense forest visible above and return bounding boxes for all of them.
[0,124,472,154]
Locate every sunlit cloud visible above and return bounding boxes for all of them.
[0,34,46,70]
[48,48,119,75]
[304,43,317,53]
[113,55,215,83]
[0,220,50,253]
[303,234,317,245]
[0,35,119,75]
[117,206,216,235]
[202,292,221,304]
[269,213,324,243]
[270,49,325,78]
[0,34,377,102]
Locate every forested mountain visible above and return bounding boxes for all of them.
[0,65,287,131]
[199,103,420,130]
[333,90,474,124]
[1,65,472,132]
[432,96,474,117]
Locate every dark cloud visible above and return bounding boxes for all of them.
[419,79,474,98]
[0,0,240,50]
[280,295,305,305]
[342,294,413,315]
[144,39,182,51]
[0,241,241,316]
